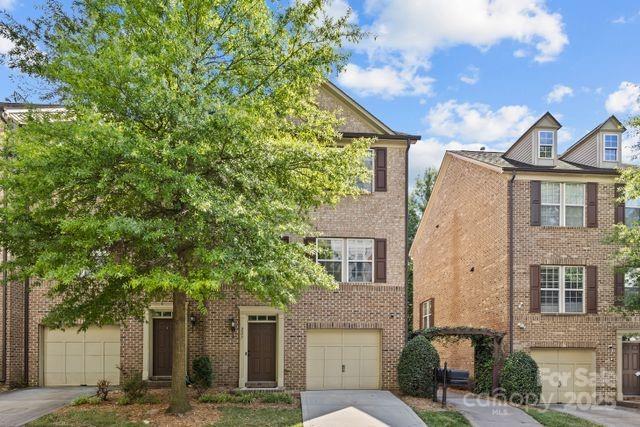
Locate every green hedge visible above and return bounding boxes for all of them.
[500,351,541,404]
[397,336,440,397]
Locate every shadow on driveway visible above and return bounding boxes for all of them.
[0,386,96,427]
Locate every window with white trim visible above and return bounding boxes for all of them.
[421,299,433,329]
[356,149,374,192]
[625,198,640,227]
[539,131,554,158]
[540,266,585,313]
[624,268,640,298]
[541,182,585,227]
[603,134,619,162]
[316,238,373,283]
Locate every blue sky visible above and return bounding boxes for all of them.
[2,0,640,184]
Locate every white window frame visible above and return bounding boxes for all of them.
[356,149,374,193]
[603,134,619,162]
[421,299,433,329]
[315,238,374,283]
[625,198,640,227]
[541,182,586,227]
[538,130,554,159]
[540,266,585,314]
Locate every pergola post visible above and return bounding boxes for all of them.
[491,335,504,395]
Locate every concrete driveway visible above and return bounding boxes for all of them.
[301,390,425,427]
[548,403,640,427]
[0,387,95,427]
[444,391,540,426]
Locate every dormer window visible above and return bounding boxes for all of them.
[539,131,554,158]
[604,134,619,162]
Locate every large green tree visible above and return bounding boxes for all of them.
[611,112,640,313]
[0,0,365,413]
[406,167,437,332]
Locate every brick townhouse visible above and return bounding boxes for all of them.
[0,83,419,391]
[411,112,640,404]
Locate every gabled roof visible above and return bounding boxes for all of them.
[451,150,620,175]
[560,115,627,159]
[503,112,561,158]
[1,102,64,125]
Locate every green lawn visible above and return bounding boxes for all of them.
[27,409,143,427]
[523,407,602,427]
[211,407,302,427]
[414,410,471,427]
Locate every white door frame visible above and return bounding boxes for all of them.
[238,306,284,388]
[142,302,187,380]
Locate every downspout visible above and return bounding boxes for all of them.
[23,278,29,384]
[1,248,6,383]
[508,171,516,354]
[404,139,410,342]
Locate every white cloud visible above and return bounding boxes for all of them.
[622,133,640,164]
[0,37,13,55]
[337,63,434,98]
[605,81,640,115]
[321,0,358,23]
[513,49,528,58]
[338,0,567,98]
[612,11,639,24]
[0,0,15,10]
[459,66,480,85]
[424,100,536,143]
[546,84,573,103]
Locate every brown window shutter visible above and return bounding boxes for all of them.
[615,183,626,224]
[419,300,424,329]
[374,238,387,283]
[374,148,387,192]
[303,237,316,260]
[530,265,541,313]
[586,266,598,314]
[530,181,541,226]
[586,183,598,228]
[614,270,625,307]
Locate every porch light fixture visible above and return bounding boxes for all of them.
[189,314,197,326]
[228,316,237,332]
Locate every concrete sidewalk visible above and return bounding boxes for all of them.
[0,387,95,427]
[301,390,425,427]
[548,403,640,427]
[443,391,540,426]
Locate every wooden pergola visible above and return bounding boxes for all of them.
[410,326,506,394]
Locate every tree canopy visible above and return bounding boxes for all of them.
[1,0,364,413]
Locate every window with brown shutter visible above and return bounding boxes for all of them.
[530,265,541,312]
[374,148,387,192]
[586,266,597,314]
[586,183,598,228]
[614,270,625,307]
[530,181,541,226]
[374,238,387,283]
[615,183,626,224]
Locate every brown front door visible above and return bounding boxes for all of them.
[153,318,173,377]
[247,322,276,382]
[623,342,640,395]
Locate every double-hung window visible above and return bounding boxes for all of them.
[356,149,374,193]
[316,238,373,283]
[625,198,640,226]
[421,299,433,329]
[625,268,640,299]
[540,266,585,313]
[539,131,554,158]
[603,134,619,162]
[540,182,585,227]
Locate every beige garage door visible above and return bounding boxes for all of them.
[531,348,595,404]
[306,329,380,390]
[44,326,120,386]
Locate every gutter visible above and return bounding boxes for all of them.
[508,171,516,354]
[404,139,410,342]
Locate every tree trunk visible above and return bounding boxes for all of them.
[167,290,192,414]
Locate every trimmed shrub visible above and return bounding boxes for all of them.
[121,371,148,401]
[192,356,214,395]
[71,395,102,406]
[397,335,440,397]
[500,351,541,405]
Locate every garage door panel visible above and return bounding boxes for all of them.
[306,329,380,390]
[531,349,595,404]
[44,326,120,386]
